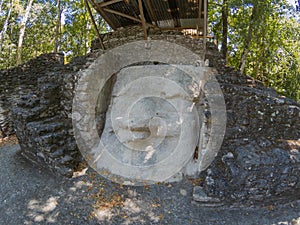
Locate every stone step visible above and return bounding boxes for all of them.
[33,130,67,146]
[27,118,65,136]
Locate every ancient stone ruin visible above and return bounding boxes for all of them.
[0,26,299,204]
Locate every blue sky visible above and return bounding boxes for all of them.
[287,0,296,7]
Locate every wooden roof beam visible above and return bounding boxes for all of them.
[99,0,123,7]
[160,27,197,30]
[88,0,117,30]
[102,8,154,27]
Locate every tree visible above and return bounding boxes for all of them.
[0,0,3,12]
[221,0,228,63]
[0,0,13,54]
[60,0,107,61]
[16,0,34,65]
[209,0,300,100]
[0,0,108,69]
[22,1,57,59]
[54,0,62,52]
[239,1,255,74]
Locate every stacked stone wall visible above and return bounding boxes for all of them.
[204,55,300,202]
[0,26,299,203]
[0,53,64,138]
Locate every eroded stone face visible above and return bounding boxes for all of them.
[96,65,200,184]
[72,39,227,185]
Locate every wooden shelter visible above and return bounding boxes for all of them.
[85,0,208,41]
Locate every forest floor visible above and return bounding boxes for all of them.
[0,138,300,225]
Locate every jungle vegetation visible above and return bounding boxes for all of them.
[0,0,299,100]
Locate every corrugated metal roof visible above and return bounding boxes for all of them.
[91,0,207,30]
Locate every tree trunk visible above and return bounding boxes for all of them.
[54,0,62,52]
[85,23,90,55]
[0,1,13,54]
[239,0,258,74]
[221,0,228,64]
[16,0,34,65]
[0,0,3,13]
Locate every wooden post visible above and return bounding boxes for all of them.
[138,0,148,40]
[203,0,208,59]
[197,0,203,36]
[84,0,105,50]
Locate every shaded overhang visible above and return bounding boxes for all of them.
[87,0,208,33]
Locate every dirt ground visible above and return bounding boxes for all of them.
[0,140,299,225]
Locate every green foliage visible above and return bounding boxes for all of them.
[60,0,107,62]
[209,0,300,101]
[0,0,108,69]
[0,0,298,101]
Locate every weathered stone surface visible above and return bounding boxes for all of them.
[0,25,299,204]
[199,54,300,203]
[94,65,201,183]
[0,53,64,138]
[73,38,227,184]
[92,26,204,57]
[193,186,221,205]
[90,28,300,201]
